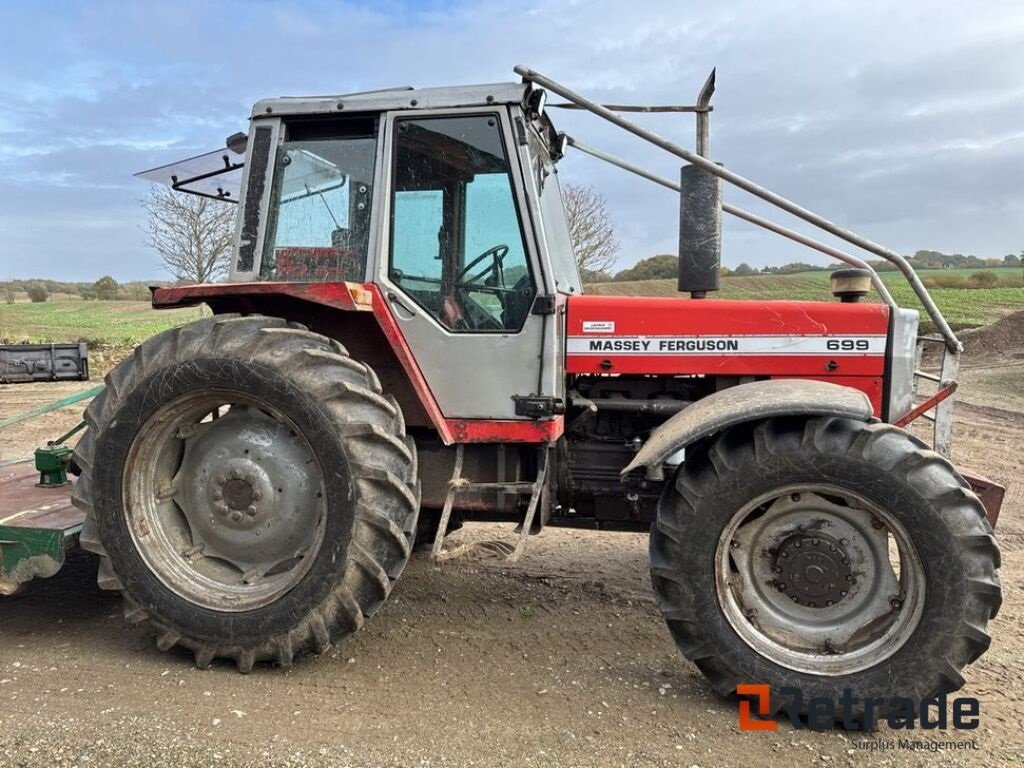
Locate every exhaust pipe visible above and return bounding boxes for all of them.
[678,164,722,298]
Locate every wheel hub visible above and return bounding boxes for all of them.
[774,532,852,608]
[171,407,324,575]
[210,463,271,528]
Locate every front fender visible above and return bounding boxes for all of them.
[621,379,874,480]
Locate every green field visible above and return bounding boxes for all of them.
[1,267,1021,344]
[591,268,1024,332]
[0,300,200,344]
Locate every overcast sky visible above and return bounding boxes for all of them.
[1,0,1023,281]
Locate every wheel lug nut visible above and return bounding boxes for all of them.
[246,506,257,517]
[791,493,801,502]
[840,590,847,597]
[231,511,243,522]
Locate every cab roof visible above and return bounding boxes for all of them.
[251,82,530,120]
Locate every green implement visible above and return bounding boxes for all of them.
[0,461,83,595]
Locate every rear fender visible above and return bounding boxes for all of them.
[621,379,873,481]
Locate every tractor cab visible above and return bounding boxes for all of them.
[142,83,580,424]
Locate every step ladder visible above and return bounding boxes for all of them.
[430,444,548,563]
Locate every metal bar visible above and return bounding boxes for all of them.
[913,370,942,383]
[550,103,710,114]
[0,385,104,430]
[516,65,959,351]
[895,382,957,428]
[451,481,536,494]
[431,444,464,560]
[509,448,548,563]
[49,419,87,447]
[695,69,715,157]
[565,137,895,305]
[933,349,960,457]
[171,187,239,204]
[572,396,689,416]
[170,157,243,188]
[912,339,924,398]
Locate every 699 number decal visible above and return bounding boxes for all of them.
[826,339,871,351]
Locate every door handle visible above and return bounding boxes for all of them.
[386,291,416,319]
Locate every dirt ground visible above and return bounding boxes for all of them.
[0,349,1021,766]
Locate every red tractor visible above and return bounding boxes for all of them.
[65,67,1000,722]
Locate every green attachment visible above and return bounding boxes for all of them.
[50,419,86,447]
[34,444,72,487]
[0,522,76,596]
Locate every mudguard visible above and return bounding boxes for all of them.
[621,379,873,480]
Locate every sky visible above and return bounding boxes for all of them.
[1,0,1023,281]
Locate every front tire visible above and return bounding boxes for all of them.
[650,416,1000,722]
[72,315,420,671]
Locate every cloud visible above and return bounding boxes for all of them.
[0,0,1022,280]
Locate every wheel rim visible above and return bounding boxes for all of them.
[715,484,925,676]
[123,390,328,612]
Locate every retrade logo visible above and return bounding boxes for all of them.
[736,685,981,732]
[736,684,777,731]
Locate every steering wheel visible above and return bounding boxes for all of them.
[454,244,510,288]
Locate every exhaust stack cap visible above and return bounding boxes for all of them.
[678,164,722,298]
[830,268,873,303]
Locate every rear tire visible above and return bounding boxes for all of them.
[650,416,1000,723]
[72,315,420,671]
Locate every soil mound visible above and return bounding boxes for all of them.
[957,310,1024,363]
[920,309,1024,368]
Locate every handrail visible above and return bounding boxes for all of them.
[565,136,896,306]
[515,65,961,352]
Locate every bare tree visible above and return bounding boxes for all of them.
[142,187,235,283]
[562,183,620,276]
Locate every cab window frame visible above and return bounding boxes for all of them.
[259,115,380,283]
[385,109,539,335]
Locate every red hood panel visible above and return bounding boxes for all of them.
[565,295,890,379]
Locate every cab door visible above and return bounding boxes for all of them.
[376,109,549,421]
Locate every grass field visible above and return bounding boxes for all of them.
[592,267,1024,332]
[0,300,200,344]
[1,267,1021,343]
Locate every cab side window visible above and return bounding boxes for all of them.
[261,118,377,282]
[389,114,535,332]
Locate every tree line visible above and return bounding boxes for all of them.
[587,251,1023,283]
[2,277,164,304]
